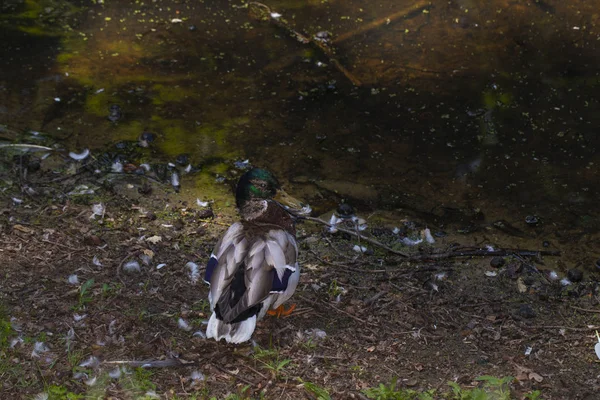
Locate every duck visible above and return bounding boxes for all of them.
[204,168,303,343]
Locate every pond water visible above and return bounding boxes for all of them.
[1,0,599,267]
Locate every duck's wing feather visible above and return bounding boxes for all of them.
[207,225,298,324]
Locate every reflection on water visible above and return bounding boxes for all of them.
[1,0,599,262]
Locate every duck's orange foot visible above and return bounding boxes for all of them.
[266,303,296,317]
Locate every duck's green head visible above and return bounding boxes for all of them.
[235,168,280,208]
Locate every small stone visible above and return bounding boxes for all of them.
[517,304,536,319]
[336,203,354,218]
[525,215,539,225]
[197,208,214,219]
[175,154,189,166]
[83,234,102,246]
[490,257,505,268]
[107,104,122,123]
[567,269,583,282]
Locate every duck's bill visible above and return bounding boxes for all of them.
[273,189,312,216]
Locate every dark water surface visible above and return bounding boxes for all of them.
[1,0,599,264]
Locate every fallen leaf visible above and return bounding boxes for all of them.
[517,277,527,293]
[146,235,162,244]
[529,372,543,382]
[13,224,33,234]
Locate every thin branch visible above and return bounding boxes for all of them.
[300,215,409,257]
[247,1,362,86]
[333,1,432,44]
[102,358,197,368]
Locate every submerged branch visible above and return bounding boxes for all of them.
[247,1,362,86]
[333,1,432,44]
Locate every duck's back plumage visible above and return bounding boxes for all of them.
[204,217,299,343]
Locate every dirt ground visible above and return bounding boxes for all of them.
[1,155,600,400]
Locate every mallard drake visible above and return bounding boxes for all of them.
[204,168,302,343]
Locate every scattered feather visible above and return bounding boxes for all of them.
[196,198,209,207]
[68,274,79,285]
[434,272,448,281]
[190,370,205,382]
[68,149,90,161]
[485,271,498,277]
[524,346,533,356]
[140,163,151,171]
[234,159,250,169]
[297,204,312,215]
[270,12,282,18]
[401,237,423,246]
[79,356,100,369]
[109,367,122,379]
[144,391,160,399]
[329,213,342,225]
[485,245,495,252]
[193,330,207,339]
[184,164,192,173]
[358,223,368,231]
[548,271,559,280]
[73,372,88,380]
[92,256,102,267]
[84,376,97,386]
[33,393,49,400]
[10,337,24,348]
[304,328,327,340]
[31,342,50,358]
[595,331,600,360]
[73,313,87,322]
[111,161,123,173]
[422,228,435,244]
[178,318,192,331]
[12,197,23,205]
[392,227,400,234]
[171,172,180,189]
[352,245,367,253]
[123,260,141,273]
[171,18,183,23]
[90,203,105,219]
[139,253,152,266]
[156,263,166,270]
[560,278,572,286]
[186,261,200,283]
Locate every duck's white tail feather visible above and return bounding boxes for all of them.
[206,312,257,344]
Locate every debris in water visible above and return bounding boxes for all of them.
[69,149,90,161]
